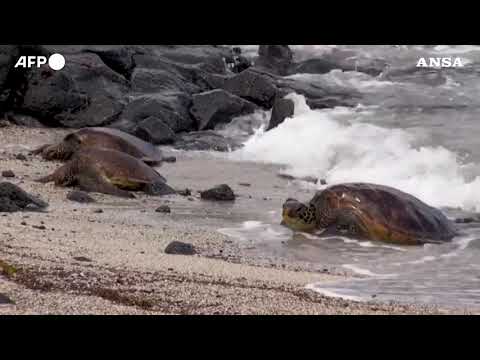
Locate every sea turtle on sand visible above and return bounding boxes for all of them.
[35,148,175,198]
[281,183,458,245]
[32,127,164,166]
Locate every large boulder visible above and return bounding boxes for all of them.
[190,89,258,130]
[293,48,388,77]
[134,116,176,145]
[15,50,129,128]
[0,45,20,111]
[267,96,295,130]
[131,67,201,94]
[255,45,293,76]
[0,182,48,212]
[222,68,278,108]
[112,92,195,135]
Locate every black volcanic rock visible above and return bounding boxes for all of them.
[200,184,235,201]
[256,45,293,76]
[190,89,258,130]
[164,241,196,255]
[135,116,176,145]
[222,69,278,108]
[0,182,48,212]
[267,96,295,130]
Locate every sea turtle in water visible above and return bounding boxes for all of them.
[281,183,458,245]
[32,127,164,166]
[35,148,175,198]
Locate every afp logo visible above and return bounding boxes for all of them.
[14,53,66,71]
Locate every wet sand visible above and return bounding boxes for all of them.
[0,126,469,314]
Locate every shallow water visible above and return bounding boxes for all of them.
[201,45,480,310]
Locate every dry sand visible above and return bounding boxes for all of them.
[0,125,469,314]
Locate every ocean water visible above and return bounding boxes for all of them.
[216,45,480,310]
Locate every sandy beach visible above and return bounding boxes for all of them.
[0,126,469,315]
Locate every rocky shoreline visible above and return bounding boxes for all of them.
[0,45,473,314]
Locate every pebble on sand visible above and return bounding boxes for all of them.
[1,170,15,178]
[200,184,235,201]
[164,241,197,255]
[155,205,171,213]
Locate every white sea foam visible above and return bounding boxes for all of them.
[231,93,480,212]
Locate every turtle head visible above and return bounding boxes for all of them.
[281,198,317,232]
[42,133,81,161]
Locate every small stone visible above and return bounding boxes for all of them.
[73,256,92,262]
[164,241,196,255]
[32,225,46,230]
[0,293,14,305]
[188,197,195,201]
[320,179,327,185]
[20,221,27,226]
[239,183,251,187]
[163,156,177,163]
[67,191,95,203]
[177,188,192,196]
[155,205,171,213]
[93,209,103,214]
[1,170,15,178]
[15,154,27,161]
[200,184,235,201]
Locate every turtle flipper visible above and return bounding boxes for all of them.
[141,157,161,166]
[143,181,176,196]
[31,143,51,155]
[77,173,135,199]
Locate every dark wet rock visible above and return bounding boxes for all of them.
[73,256,92,262]
[222,69,278,108]
[0,45,20,111]
[293,49,388,77]
[164,241,196,255]
[0,119,10,127]
[320,179,327,185]
[112,92,195,134]
[0,293,14,305]
[256,45,293,76]
[200,184,235,201]
[277,77,362,109]
[83,45,137,80]
[0,182,48,212]
[2,170,15,178]
[155,205,171,213]
[224,47,252,74]
[267,96,295,130]
[93,209,103,213]
[190,89,258,130]
[67,191,96,203]
[17,50,128,128]
[162,156,176,163]
[6,113,44,127]
[173,131,240,152]
[177,188,191,196]
[239,183,251,187]
[32,225,46,230]
[15,154,27,161]
[134,116,176,145]
[131,67,201,94]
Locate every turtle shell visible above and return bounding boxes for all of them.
[73,127,164,164]
[310,183,457,244]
